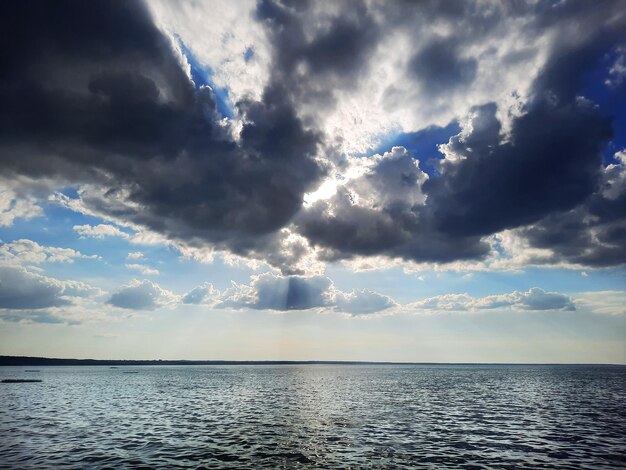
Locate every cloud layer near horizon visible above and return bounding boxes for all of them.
[1,253,623,323]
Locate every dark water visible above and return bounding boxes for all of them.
[1,365,625,469]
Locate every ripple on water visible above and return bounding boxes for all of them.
[0,365,625,469]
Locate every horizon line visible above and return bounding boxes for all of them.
[1,355,624,367]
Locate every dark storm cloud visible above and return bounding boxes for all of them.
[295,147,491,264]
[297,1,626,268]
[298,88,616,265]
[256,0,381,107]
[419,3,626,265]
[517,176,626,267]
[257,0,379,77]
[2,0,626,271]
[0,0,324,263]
[425,98,612,237]
[408,37,477,93]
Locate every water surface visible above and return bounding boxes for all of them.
[1,365,625,468]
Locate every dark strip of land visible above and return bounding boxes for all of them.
[2,379,43,383]
[0,356,622,367]
[1,355,418,366]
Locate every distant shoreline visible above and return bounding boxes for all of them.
[0,356,623,367]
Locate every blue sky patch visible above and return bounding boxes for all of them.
[177,38,234,119]
[365,122,460,176]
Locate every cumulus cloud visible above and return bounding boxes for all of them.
[126,251,144,260]
[186,274,578,316]
[104,272,394,315]
[148,0,269,103]
[514,149,626,267]
[73,224,129,239]
[408,288,575,313]
[125,264,160,276]
[0,265,99,310]
[0,189,42,227]
[0,239,98,265]
[298,68,617,266]
[296,145,487,263]
[333,289,397,316]
[107,279,178,310]
[181,282,220,305]
[218,272,395,315]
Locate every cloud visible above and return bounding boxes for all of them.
[408,36,477,94]
[125,264,159,276]
[293,0,626,270]
[0,265,98,310]
[514,150,626,267]
[408,288,575,313]
[296,23,623,268]
[0,239,98,265]
[256,0,381,96]
[0,189,42,226]
[107,279,178,310]
[220,274,331,311]
[606,46,626,89]
[181,282,219,305]
[425,99,611,239]
[573,291,626,315]
[0,0,625,273]
[296,145,488,263]
[218,272,395,315]
[0,0,324,274]
[333,289,397,316]
[0,310,72,325]
[126,251,144,260]
[513,288,576,312]
[148,0,270,103]
[73,224,129,239]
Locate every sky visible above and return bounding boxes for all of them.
[0,0,625,363]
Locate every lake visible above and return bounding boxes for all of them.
[1,364,625,468]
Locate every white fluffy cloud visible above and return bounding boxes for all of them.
[601,150,626,201]
[0,189,42,227]
[407,287,576,313]
[125,264,160,276]
[0,239,98,265]
[333,288,398,315]
[73,223,129,239]
[181,282,219,305]
[126,251,144,260]
[149,0,269,103]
